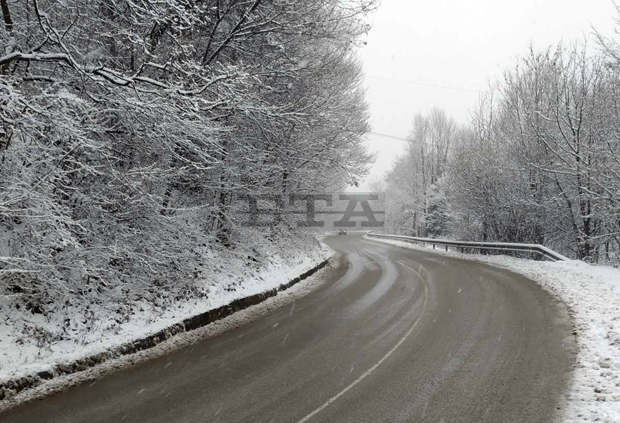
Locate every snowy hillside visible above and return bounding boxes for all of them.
[0,230,329,384]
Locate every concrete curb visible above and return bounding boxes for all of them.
[0,258,330,402]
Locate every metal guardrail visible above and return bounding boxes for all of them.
[366,233,569,262]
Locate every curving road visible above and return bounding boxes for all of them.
[2,234,575,422]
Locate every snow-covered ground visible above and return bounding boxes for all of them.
[366,236,620,423]
[0,231,331,387]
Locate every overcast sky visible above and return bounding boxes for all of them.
[355,0,617,190]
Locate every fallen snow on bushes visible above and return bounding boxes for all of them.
[0,232,330,385]
[367,236,620,423]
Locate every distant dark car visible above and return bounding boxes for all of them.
[337,230,347,235]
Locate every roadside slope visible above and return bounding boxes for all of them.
[1,232,331,404]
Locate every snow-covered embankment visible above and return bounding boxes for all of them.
[0,232,332,402]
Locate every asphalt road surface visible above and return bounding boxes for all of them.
[2,234,575,422]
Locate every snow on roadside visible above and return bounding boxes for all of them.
[0,249,336,412]
[366,236,620,423]
[0,235,332,385]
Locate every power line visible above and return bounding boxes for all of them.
[367,131,410,142]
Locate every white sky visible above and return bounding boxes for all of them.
[355,0,618,190]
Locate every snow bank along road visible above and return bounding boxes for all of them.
[1,234,575,422]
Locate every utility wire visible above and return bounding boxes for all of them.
[367,131,410,142]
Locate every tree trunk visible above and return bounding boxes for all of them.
[1,0,12,32]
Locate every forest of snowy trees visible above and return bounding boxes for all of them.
[0,1,373,334]
[384,18,620,264]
